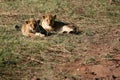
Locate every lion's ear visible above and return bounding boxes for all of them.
[42,15,46,19]
[53,15,56,19]
[25,20,30,24]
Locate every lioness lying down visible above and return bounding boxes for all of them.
[41,14,78,34]
[15,18,47,38]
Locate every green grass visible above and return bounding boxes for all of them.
[0,0,120,80]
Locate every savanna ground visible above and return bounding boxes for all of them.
[0,0,120,80]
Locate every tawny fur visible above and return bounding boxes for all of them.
[41,14,77,34]
[17,18,45,38]
[41,14,55,32]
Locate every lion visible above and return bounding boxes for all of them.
[15,18,46,38]
[41,14,78,34]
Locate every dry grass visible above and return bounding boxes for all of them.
[0,0,120,80]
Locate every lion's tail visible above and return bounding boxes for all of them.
[15,25,21,31]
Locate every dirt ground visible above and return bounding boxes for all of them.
[0,0,120,80]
